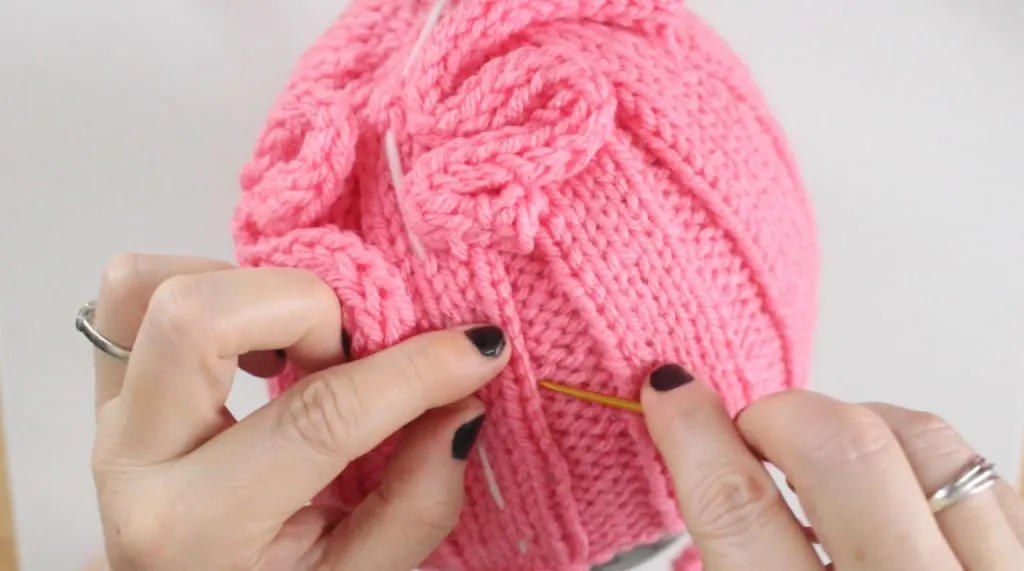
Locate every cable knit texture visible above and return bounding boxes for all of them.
[232,0,818,569]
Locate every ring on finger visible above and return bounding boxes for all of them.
[927,456,998,515]
[76,301,132,361]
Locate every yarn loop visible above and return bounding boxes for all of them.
[399,45,617,257]
[236,96,359,239]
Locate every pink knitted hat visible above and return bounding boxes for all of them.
[232,0,818,569]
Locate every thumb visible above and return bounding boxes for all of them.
[180,326,508,540]
[640,364,817,570]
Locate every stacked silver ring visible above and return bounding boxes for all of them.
[927,456,998,514]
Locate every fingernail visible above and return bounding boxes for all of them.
[465,326,506,358]
[649,364,694,392]
[275,349,286,360]
[341,329,353,361]
[452,415,485,460]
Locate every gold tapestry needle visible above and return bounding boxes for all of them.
[538,380,643,414]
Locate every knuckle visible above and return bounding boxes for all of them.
[107,503,174,565]
[390,342,438,403]
[804,405,897,469]
[99,252,146,303]
[145,275,213,339]
[687,465,783,538]
[285,375,362,459]
[898,410,963,460]
[406,493,462,536]
[900,410,956,443]
[90,443,110,482]
[394,342,435,385]
[90,417,126,485]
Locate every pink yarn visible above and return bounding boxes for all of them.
[231,0,818,569]
[673,545,703,571]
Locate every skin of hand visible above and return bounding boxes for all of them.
[86,255,1024,571]
[88,254,510,571]
[642,365,1024,570]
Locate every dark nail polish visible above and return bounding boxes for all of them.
[465,326,505,357]
[275,349,286,360]
[341,329,353,361]
[452,415,485,460]
[650,364,694,392]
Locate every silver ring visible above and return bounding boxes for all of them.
[927,456,998,514]
[76,301,132,361]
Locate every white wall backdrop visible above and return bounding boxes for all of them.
[1,1,1021,569]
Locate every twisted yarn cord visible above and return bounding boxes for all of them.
[232,1,818,569]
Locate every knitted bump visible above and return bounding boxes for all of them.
[232,0,818,569]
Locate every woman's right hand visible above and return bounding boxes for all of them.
[642,366,1024,570]
[88,254,510,570]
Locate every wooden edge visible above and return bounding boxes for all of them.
[0,386,19,571]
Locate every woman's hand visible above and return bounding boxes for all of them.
[643,365,1024,570]
[88,254,509,571]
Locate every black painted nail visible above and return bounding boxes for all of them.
[464,326,505,357]
[650,364,694,392]
[341,329,353,361]
[274,349,286,360]
[452,415,485,460]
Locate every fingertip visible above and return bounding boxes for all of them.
[451,413,485,461]
[649,363,696,392]
[640,363,708,412]
[732,389,821,435]
[461,324,509,360]
[398,397,486,461]
[640,364,730,447]
[376,326,510,402]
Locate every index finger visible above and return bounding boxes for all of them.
[92,254,232,410]
[737,391,960,569]
[113,267,345,462]
[183,325,510,532]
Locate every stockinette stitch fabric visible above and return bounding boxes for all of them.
[231,0,819,569]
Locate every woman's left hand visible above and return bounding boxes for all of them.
[84,255,509,571]
[642,365,1024,570]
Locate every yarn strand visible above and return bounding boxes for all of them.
[383,0,451,260]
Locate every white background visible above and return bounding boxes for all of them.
[1,1,1022,569]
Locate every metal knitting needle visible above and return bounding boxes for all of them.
[538,380,643,414]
